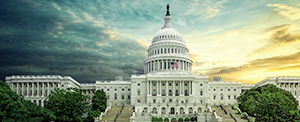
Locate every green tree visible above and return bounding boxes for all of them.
[92,90,107,112]
[238,84,299,121]
[0,80,30,122]
[44,87,89,122]
[152,117,158,122]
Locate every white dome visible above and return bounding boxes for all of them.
[152,28,185,44]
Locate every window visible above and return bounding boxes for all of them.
[185,84,187,86]
[186,99,188,103]
[234,95,236,100]
[228,89,230,91]
[138,91,140,95]
[228,95,230,100]
[138,100,140,103]
[114,93,117,99]
[107,89,109,91]
[138,83,140,86]
[115,89,117,91]
[128,95,130,99]
[221,95,223,100]
[200,84,202,86]
[162,83,165,86]
[234,89,236,91]
[107,95,109,99]
[153,83,156,86]
[213,95,216,99]
[176,84,178,86]
[169,83,171,86]
[128,88,130,91]
[122,89,124,91]
[201,100,203,103]
[122,95,124,99]
[221,89,223,91]
[200,91,203,95]
[153,99,156,103]
[213,89,216,91]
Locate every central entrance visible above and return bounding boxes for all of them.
[170,107,175,114]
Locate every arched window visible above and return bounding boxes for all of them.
[122,95,124,99]
[198,107,202,113]
[162,108,166,114]
[114,93,117,99]
[220,94,223,100]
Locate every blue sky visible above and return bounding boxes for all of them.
[1,0,300,83]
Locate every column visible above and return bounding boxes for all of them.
[166,81,168,96]
[27,83,29,97]
[47,82,50,96]
[156,81,158,96]
[190,81,192,95]
[16,82,19,95]
[42,83,45,97]
[21,83,24,96]
[144,65,146,73]
[37,82,40,96]
[147,81,149,95]
[192,81,194,95]
[173,81,175,96]
[166,60,168,70]
[163,60,165,70]
[189,81,191,95]
[147,62,150,72]
[183,61,185,71]
[190,63,192,73]
[160,81,162,95]
[32,83,34,97]
[150,81,152,95]
[180,81,182,95]
[158,60,160,71]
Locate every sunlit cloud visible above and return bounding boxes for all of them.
[267,4,300,20]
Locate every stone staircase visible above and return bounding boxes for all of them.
[100,106,134,122]
[116,106,134,122]
[101,106,122,122]
[211,105,248,122]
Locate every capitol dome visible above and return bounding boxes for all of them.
[143,4,193,74]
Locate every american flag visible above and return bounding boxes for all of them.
[171,62,178,68]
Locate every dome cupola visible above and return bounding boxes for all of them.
[143,4,193,74]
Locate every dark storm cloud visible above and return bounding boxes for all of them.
[0,0,146,82]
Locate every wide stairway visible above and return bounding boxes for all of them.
[101,106,134,122]
[116,106,134,122]
[211,105,248,122]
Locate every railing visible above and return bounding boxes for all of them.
[98,106,111,121]
[152,94,156,96]
[162,94,166,96]
[175,94,179,96]
[169,94,172,96]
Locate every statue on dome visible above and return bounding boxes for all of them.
[166,4,170,16]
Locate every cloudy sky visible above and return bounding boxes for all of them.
[0,0,300,84]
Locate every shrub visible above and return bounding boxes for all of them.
[178,118,183,122]
[184,117,189,122]
[164,117,169,122]
[171,117,176,121]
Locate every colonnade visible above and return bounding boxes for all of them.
[144,59,192,73]
[146,80,194,97]
[148,47,187,56]
[11,82,58,97]
[279,82,300,96]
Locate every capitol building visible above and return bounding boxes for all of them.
[5,5,300,122]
